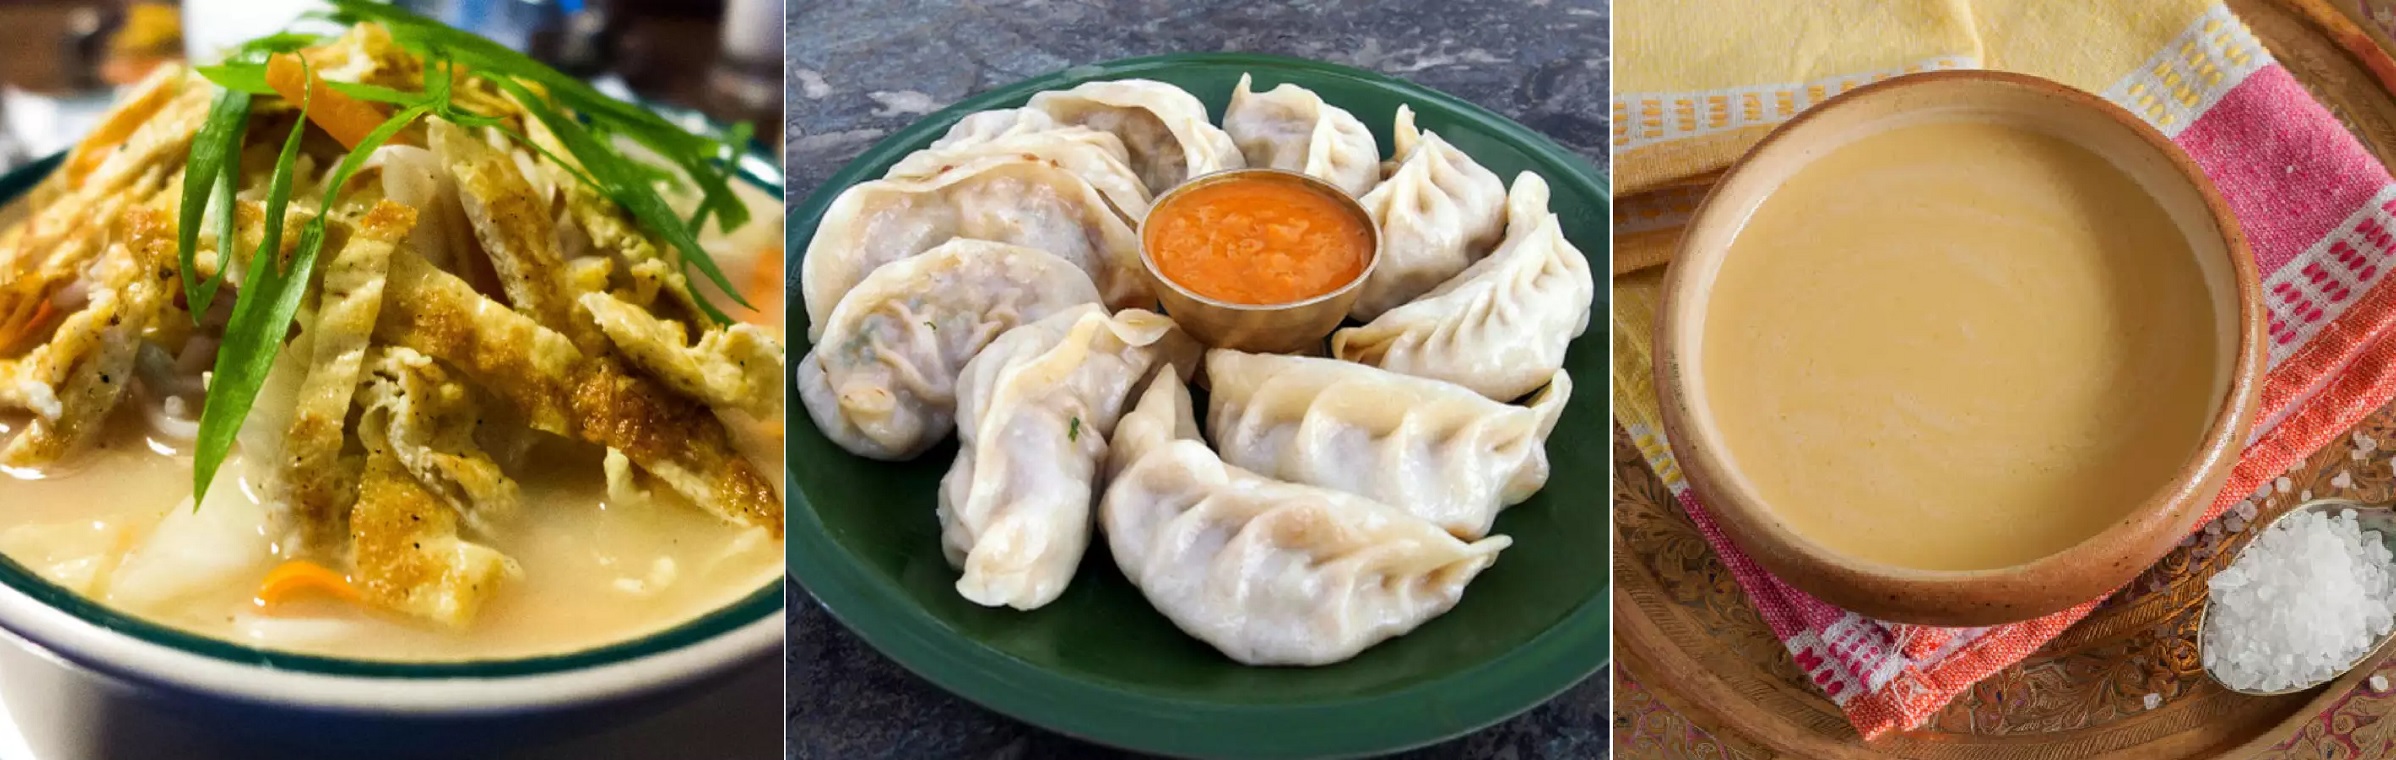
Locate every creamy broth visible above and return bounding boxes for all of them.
[1701,119,2221,572]
[0,407,782,661]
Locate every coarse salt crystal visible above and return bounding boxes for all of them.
[2277,477,2293,493]
[2204,509,2396,692]
[2142,692,2160,710]
[2335,471,2356,490]
[2375,674,2390,692]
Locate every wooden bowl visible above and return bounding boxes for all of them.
[1138,168,1380,355]
[1652,70,2268,627]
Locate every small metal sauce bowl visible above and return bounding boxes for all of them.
[1137,168,1379,355]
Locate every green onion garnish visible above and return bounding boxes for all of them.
[327,0,755,306]
[179,2,764,508]
[190,58,317,508]
[486,75,739,325]
[176,88,249,316]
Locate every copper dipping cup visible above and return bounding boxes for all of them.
[1137,168,1380,355]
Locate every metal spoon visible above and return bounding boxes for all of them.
[2198,498,2396,696]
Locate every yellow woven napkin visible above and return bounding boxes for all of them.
[1613,0,2230,194]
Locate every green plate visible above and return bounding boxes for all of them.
[784,52,1611,759]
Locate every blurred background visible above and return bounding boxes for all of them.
[0,0,784,174]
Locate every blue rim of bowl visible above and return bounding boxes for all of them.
[784,52,1612,759]
[0,150,785,679]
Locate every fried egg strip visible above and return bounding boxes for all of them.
[375,247,781,534]
[0,210,174,466]
[349,439,515,628]
[435,122,604,352]
[280,201,416,549]
[580,291,782,419]
[358,346,519,538]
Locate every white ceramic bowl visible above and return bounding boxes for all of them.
[0,581,781,758]
[0,152,788,759]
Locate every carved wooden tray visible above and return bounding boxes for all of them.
[1613,0,2396,756]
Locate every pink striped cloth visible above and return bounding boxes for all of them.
[1616,13,2396,738]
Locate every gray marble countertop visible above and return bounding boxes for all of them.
[785,2,1609,758]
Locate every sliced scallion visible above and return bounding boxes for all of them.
[177,88,251,316]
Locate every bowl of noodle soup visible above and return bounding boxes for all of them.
[0,11,785,758]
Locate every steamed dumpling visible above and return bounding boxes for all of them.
[1101,373,1510,666]
[1333,173,1595,401]
[888,125,1153,223]
[800,152,1151,340]
[1349,105,1507,321]
[1205,349,1568,539]
[939,305,1199,610]
[1222,73,1380,197]
[929,108,1066,149]
[797,239,1102,460]
[1027,79,1245,194]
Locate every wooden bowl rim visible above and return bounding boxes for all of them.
[1650,69,2270,627]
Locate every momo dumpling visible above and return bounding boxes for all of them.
[888,126,1153,222]
[929,108,1065,149]
[1349,105,1507,321]
[1027,79,1245,193]
[939,305,1199,610]
[800,153,1150,339]
[1334,172,1594,402]
[1204,349,1568,539]
[796,239,1102,460]
[1101,373,1510,666]
[1222,73,1380,197]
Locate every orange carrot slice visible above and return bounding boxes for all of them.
[265,53,389,150]
[0,294,56,356]
[254,559,364,609]
[738,245,783,329]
